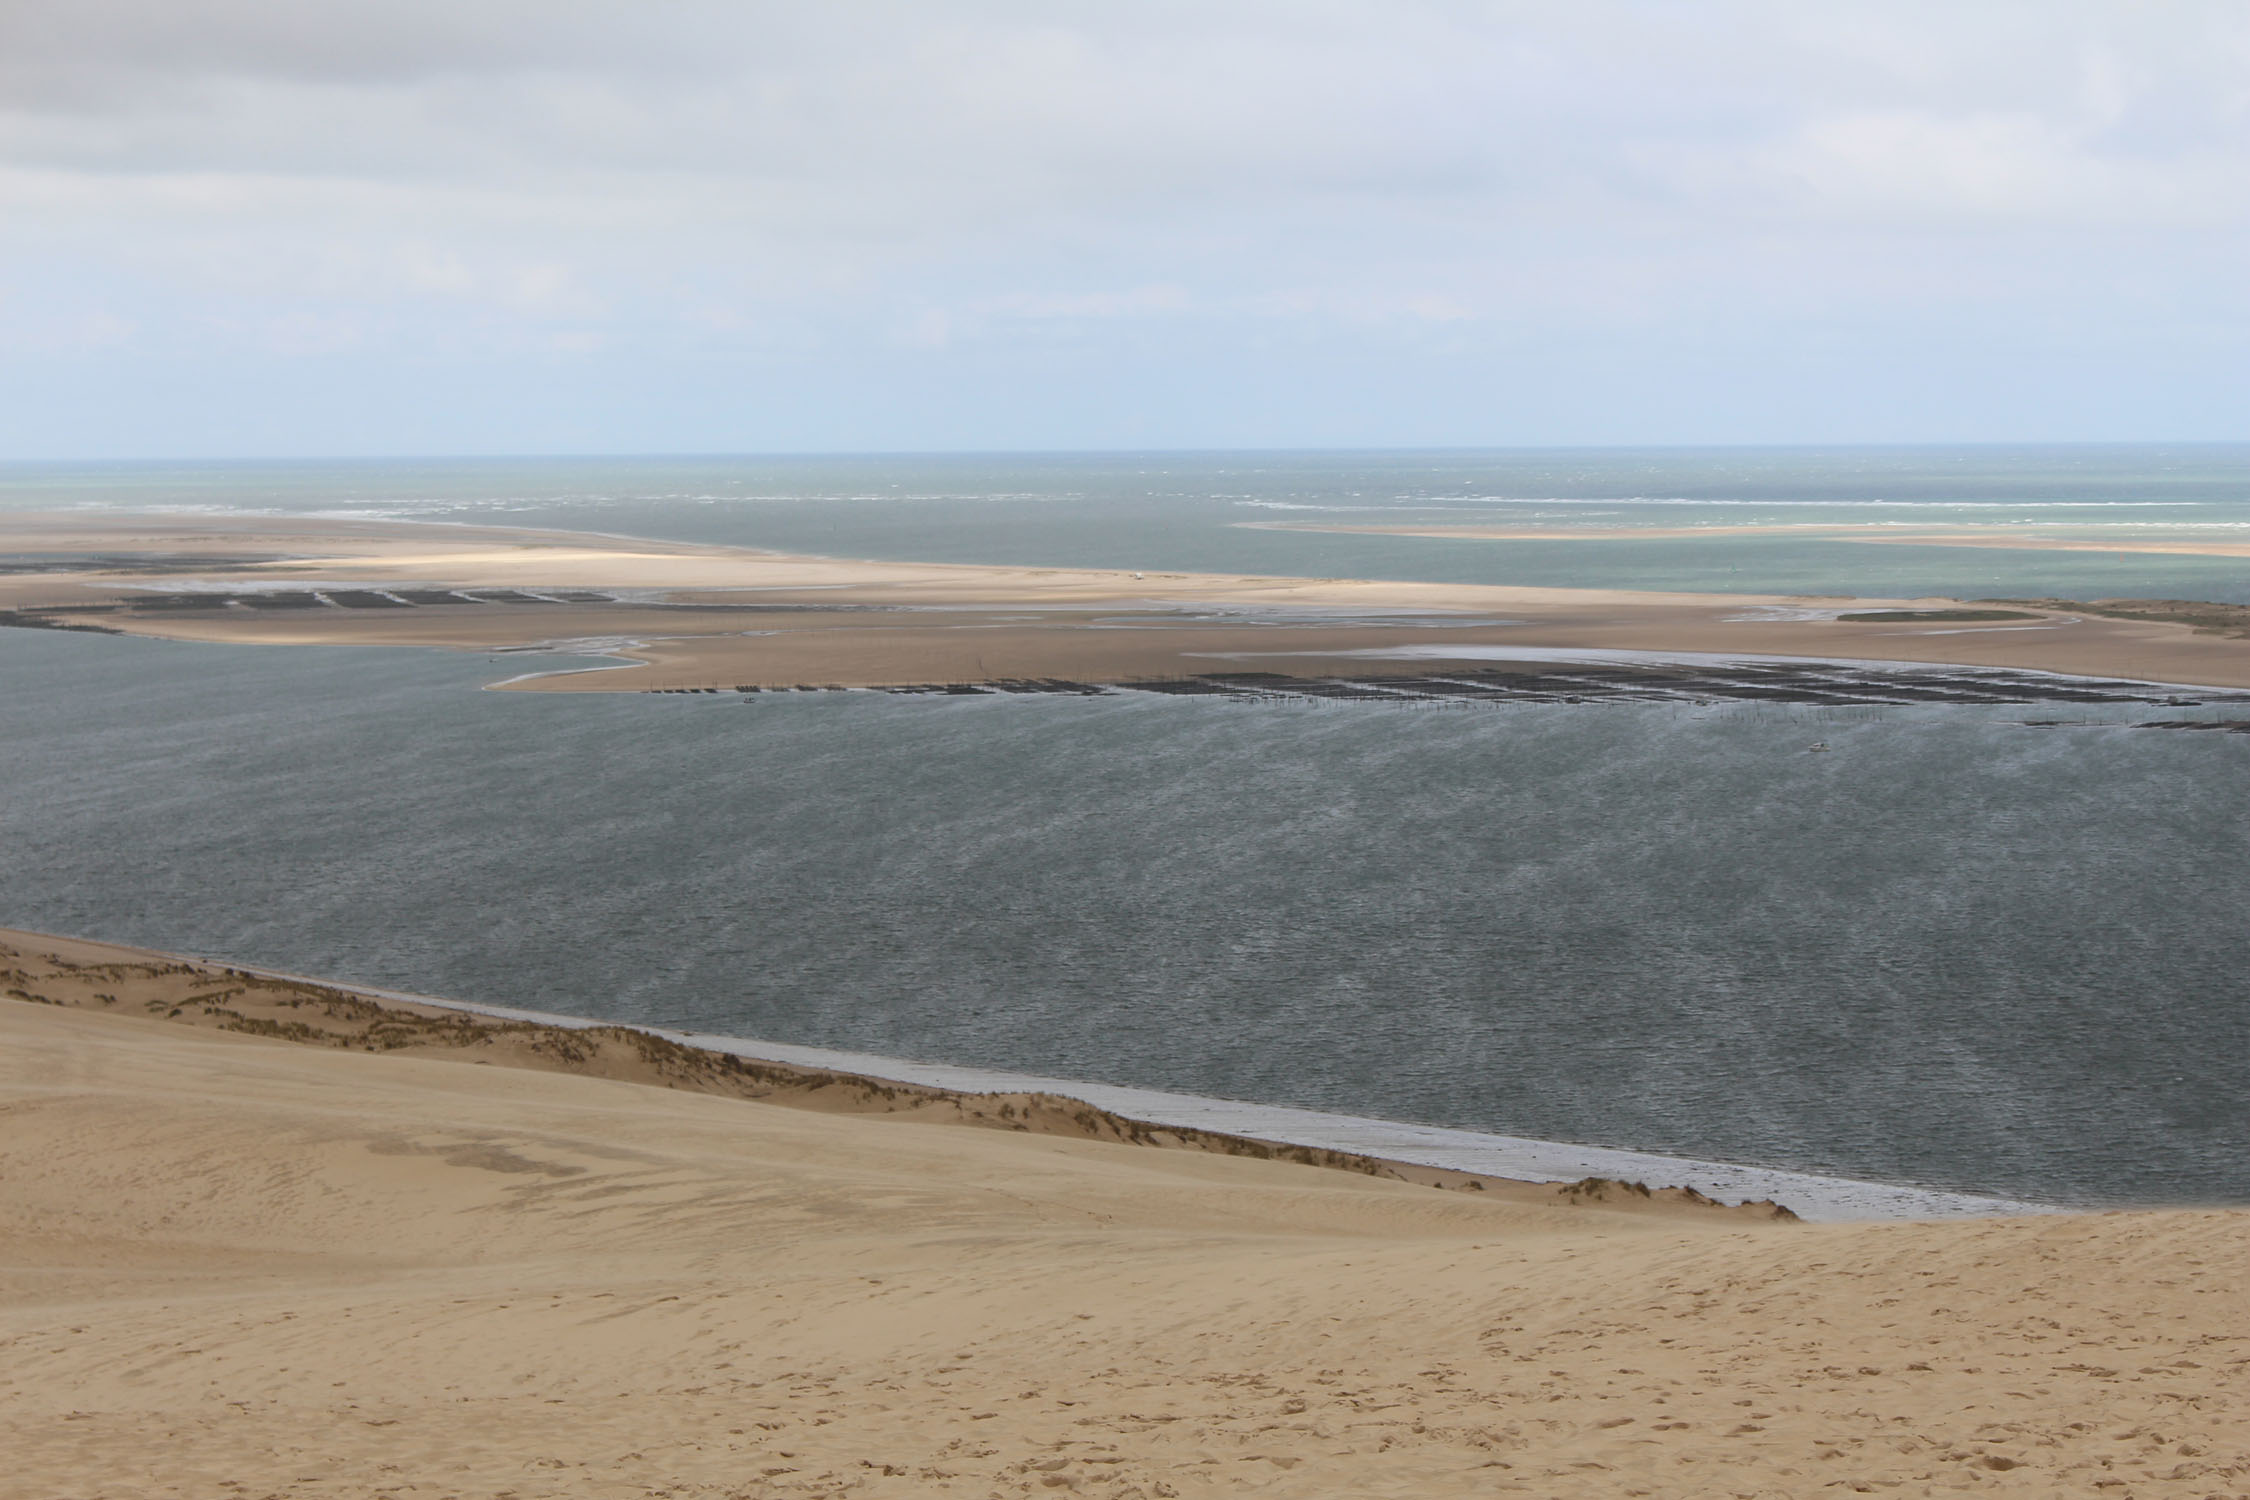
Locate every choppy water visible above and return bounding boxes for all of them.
[6,445,2250,601]
[5,629,2247,1208]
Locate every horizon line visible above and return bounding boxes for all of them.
[7,437,2250,469]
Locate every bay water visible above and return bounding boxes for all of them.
[3,626,2245,1209]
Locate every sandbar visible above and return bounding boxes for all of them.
[6,508,2250,690]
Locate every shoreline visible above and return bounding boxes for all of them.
[4,923,2045,1222]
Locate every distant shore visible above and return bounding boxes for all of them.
[6,507,2250,691]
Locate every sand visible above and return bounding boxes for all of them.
[4,933,2248,1498]
[8,509,2250,691]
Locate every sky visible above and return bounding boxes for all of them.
[1,0,2246,459]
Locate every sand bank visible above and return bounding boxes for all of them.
[6,509,2250,690]
[4,933,2246,1497]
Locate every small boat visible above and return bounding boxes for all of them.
[1806,741,1830,752]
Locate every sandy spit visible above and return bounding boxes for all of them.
[4,932,2247,1498]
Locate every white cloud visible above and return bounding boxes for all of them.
[984,286,1190,321]
[0,0,2244,452]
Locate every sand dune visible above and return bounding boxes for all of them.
[5,966,2247,1495]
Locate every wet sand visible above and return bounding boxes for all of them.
[5,929,2247,1497]
[6,509,2250,690]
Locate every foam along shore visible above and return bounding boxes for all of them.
[8,930,2250,1498]
[7,508,2250,690]
[381,994,2049,1224]
[0,925,2041,1219]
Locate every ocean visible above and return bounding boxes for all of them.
[6,443,2250,601]
[3,447,2248,1210]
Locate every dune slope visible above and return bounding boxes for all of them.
[3,997,2246,1498]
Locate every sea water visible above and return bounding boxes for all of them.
[3,628,2246,1209]
[6,444,2250,602]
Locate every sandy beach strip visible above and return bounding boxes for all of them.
[6,508,2250,690]
[4,928,2246,1497]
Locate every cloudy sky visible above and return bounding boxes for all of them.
[2,0,2245,457]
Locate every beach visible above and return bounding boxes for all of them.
[6,509,2250,691]
[4,929,2247,1497]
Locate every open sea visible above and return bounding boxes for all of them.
[7,443,2250,601]
[3,446,2249,1210]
